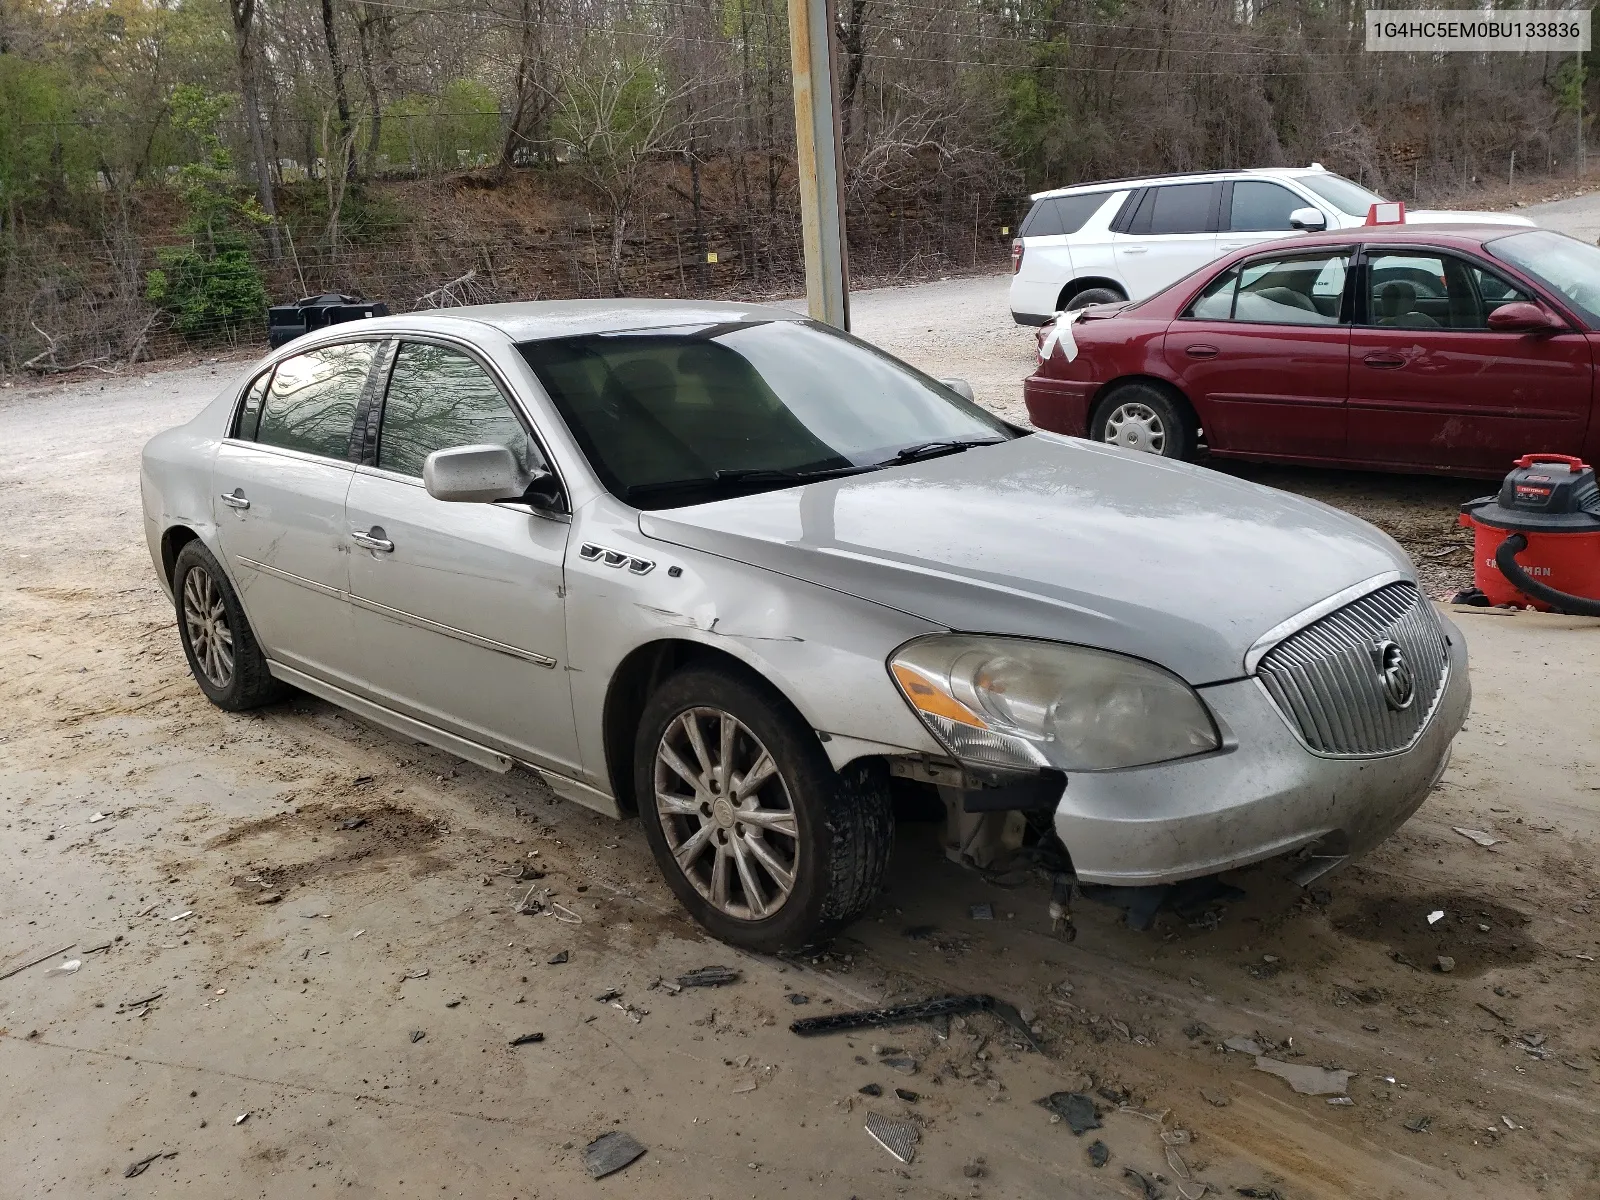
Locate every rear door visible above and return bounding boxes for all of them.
[212,339,380,687]
[1112,183,1222,298]
[1164,247,1353,460]
[343,338,580,774]
[1347,248,1595,472]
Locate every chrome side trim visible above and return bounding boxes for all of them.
[266,662,515,773]
[513,760,622,819]
[238,555,557,667]
[1243,569,1409,674]
[346,593,557,667]
[235,556,343,599]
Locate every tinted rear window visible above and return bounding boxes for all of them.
[1147,184,1217,235]
[1021,192,1113,238]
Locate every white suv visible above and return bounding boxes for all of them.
[1008,164,1534,324]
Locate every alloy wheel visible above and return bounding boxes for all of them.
[182,565,235,689]
[653,706,798,921]
[1103,401,1167,454]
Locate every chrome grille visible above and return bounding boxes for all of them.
[1255,582,1448,756]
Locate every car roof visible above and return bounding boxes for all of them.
[314,298,807,344]
[1236,223,1538,254]
[1030,166,1336,201]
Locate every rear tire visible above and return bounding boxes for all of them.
[1062,286,1124,310]
[1090,381,1196,460]
[634,665,894,951]
[172,540,288,711]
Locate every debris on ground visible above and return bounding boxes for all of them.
[123,1150,175,1178]
[790,993,1041,1050]
[859,1083,882,1097]
[1404,1115,1432,1133]
[882,1055,918,1075]
[1200,1090,1229,1107]
[969,903,994,920]
[963,1158,986,1178]
[1123,1166,1161,1199]
[253,892,282,905]
[118,992,163,1014]
[514,885,544,916]
[44,958,81,976]
[508,1032,544,1046]
[1223,1036,1264,1055]
[595,988,622,1002]
[233,1112,249,1125]
[786,993,809,1005]
[1453,827,1502,847]
[677,965,740,988]
[1254,1057,1353,1096]
[547,950,569,965]
[550,902,583,924]
[1037,1091,1101,1134]
[410,1030,425,1042]
[894,1087,919,1102]
[1427,909,1445,925]
[498,864,544,880]
[582,1130,646,1179]
[0,944,76,982]
[1088,1139,1110,1168]
[337,818,367,830]
[402,969,429,981]
[1079,875,1245,931]
[1436,955,1456,973]
[864,1111,919,1164]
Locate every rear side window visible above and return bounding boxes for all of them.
[255,341,376,460]
[1021,199,1064,238]
[377,342,538,477]
[1147,184,1217,235]
[1229,181,1304,232]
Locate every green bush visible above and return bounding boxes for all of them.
[146,246,267,339]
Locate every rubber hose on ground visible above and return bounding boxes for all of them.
[1494,532,1600,618]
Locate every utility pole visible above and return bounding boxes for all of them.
[787,0,850,330]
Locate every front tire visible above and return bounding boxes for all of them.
[1090,381,1196,460]
[634,666,893,951]
[172,540,287,711]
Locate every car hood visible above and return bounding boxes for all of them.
[637,434,1411,685]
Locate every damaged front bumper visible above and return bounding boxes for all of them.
[1052,622,1470,886]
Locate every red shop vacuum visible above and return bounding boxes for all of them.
[1456,454,1600,616]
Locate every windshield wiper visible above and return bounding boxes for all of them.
[625,463,874,503]
[887,437,1006,465]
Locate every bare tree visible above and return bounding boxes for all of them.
[227,0,281,258]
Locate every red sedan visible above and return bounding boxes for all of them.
[1023,225,1600,476]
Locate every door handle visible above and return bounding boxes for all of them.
[351,527,394,553]
[219,489,250,510]
[1219,243,1249,251]
[1185,344,1220,359]
[1363,353,1405,370]
[1122,246,1148,254]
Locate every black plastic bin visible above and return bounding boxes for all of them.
[267,293,388,348]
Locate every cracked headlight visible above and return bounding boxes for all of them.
[889,635,1219,772]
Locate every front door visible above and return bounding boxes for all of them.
[1164,247,1353,460]
[344,339,580,774]
[1348,249,1595,472]
[213,340,378,688]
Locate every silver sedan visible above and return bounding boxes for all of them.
[140,301,1469,949]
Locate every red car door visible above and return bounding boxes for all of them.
[1163,247,1352,461]
[1347,248,1594,473]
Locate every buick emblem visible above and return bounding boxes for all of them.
[1372,640,1415,711]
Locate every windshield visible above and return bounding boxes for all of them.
[1486,229,1600,327]
[518,320,1013,509]
[1294,172,1384,217]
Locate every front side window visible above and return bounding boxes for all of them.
[518,320,1013,509]
[256,341,376,459]
[1186,252,1349,325]
[378,342,538,477]
[234,372,270,440]
[1229,181,1304,232]
[1364,252,1524,330]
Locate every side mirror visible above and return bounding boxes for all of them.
[423,444,532,503]
[940,377,976,402]
[1487,301,1564,335]
[1289,207,1328,232]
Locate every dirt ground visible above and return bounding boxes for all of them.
[4,210,1600,1198]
